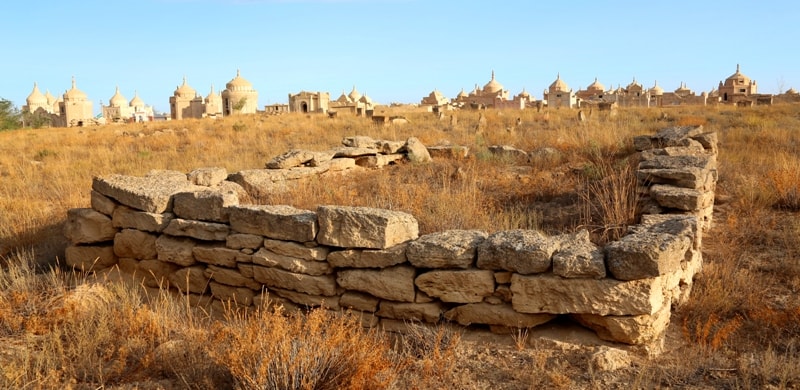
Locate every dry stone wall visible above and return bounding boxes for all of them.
[63,128,717,346]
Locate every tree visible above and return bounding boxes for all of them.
[0,98,21,131]
[233,97,247,112]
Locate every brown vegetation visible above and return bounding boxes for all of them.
[1,105,800,388]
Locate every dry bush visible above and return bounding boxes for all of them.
[578,151,639,244]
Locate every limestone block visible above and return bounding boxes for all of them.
[377,301,444,323]
[65,245,117,271]
[477,230,558,274]
[573,305,671,345]
[340,291,380,312]
[252,265,338,296]
[336,265,416,302]
[226,169,290,199]
[112,206,173,233]
[510,273,666,316]
[193,245,240,268]
[238,263,254,278]
[137,259,180,288]
[204,264,261,290]
[426,145,470,159]
[228,205,318,243]
[210,281,255,306]
[322,157,357,172]
[636,126,706,151]
[401,137,432,163]
[173,190,238,223]
[494,272,513,284]
[415,290,435,303]
[118,257,139,275]
[379,140,405,154]
[354,154,405,169]
[114,229,158,260]
[327,244,407,268]
[64,208,117,245]
[407,230,487,269]
[590,347,632,371]
[266,149,316,169]
[263,238,328,261]
[342,136,379,149]
[494,285,512,303]
[552,230,605,279]
[445,303,556,328]
[690,132,718,153]
[169,265,210,294]
[307,150,337,167]
[187,167,227,187]
[415,270,495,303]
[92,171,197,213]
[91,190,117,216]
[488,145,528,161]
[639,154,716,175]
[316,206,418,249]
[650,185,714,211]
[226,233,264,250]
[163,218,229,241]
[637,167,712,190]
[333,147,379,158]
[252,248,332,276]
[155,235,197,266]
[271,287,340,310]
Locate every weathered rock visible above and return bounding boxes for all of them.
[690,132,718,153]
[114,229,158,260]
[415,270,495,303]
[226,233,263,250]
[228,205,318,243]
[634,126,706,151]
[263,239,328,261]
[204,264,261,290]
[226,169,290,199]
[488,145,528,161]
[65,245,117,271]
[112,206,173,232]
[606,219,693,281]
[510,273,666,316]
[401,137,432,163]
[327,243,408,268]
[173,190,238,223]
[590,346,631,371]
[649,185,714,211]
[340,291,380,312]
[354,154,405,169]
[91,190,117,216]
[252,248,332,276]
[136,259,180,288]
[270,287,340,310]
[169,266,210,294]
[92,171,197,213]
[552,230,606,279]
[407,230,487,269]
[333,147,379,158]
[336,265,416,302]
[193,245,240,268]
[187,167,227,187]
[307,150,337,167]
[477,230,558,274]
[377,301,444,323]
[321,157,357,172]
[342,136,379,149]
[426,145,469,159]
[64,208,117,245]
[155,235,197,266]
[379,140,406,154]
[163,218,229,241]
[252,265,338,296]
[266,149,316,169]
[209,282,255,306]
[637,167,713,190]
[317,206,418,249]
[445,303,556,328]
[494,272,513,284]
[574,305,671,345]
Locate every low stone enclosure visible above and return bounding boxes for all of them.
[63,126,717,348]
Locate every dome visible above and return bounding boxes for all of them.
[626,77,642,90]
[650,81,664,96]
[482,70,504,94]
[205,84,220,102]
[457,88,468,98]
[336,90,352,103]
[517,88,531,98]
[64,77,88,100]
[130,90,145,107]
[358,93,373,104]
[45,90,56,105]
[109,86,128,107]
[587,77,605,91]
[675,82,692,94]
[726,64,751,84]
[786,87,799,95]
[348,85,362,102]
[225,69,255,92]
[174,77,196,98]
[26,82,47,105]
[549,73,570,92]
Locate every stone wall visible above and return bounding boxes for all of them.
[63,127,718,346]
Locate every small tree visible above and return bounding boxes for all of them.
[22,109,52,129]
[233,97,247,112]
[0,98,21,131]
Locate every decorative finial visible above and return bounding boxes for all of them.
[237,69,241,77]
[71,76,76,89]
[736,64,740,73]
[491,70,495,80]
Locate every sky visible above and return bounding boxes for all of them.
[1,0,798,114]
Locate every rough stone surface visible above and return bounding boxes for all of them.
[136,259,180,288]
[445,303,556,328]
[415,270,495,303]
[377,301,444,323]
[477,230,558,274]
[333,147,379,158]
[252,265,338,296]
[355,154,405,169]
[488,145,528,161]
[65,245,117,271]
[226,233,264,250]
[339,291,380,312]
[228,205,318,242]
[336,265,416,302]
[407,230,487,269]
[263,239,328,261]
[590,347,632,371]
[169,266,210,294]
[574,305,671,345]
[114,229,158,260]
[650,184,713,211]
[252,248,332,276]
[163,218,229,241]
[342,136,379,148]
[187,167,227,187]
[155,235,197,266]
[266,149,316,169]
[510,273,666,316]
[64,208,117,245]
[427,145,469,159]
[401,137,432,163]
[226,169,290,199]
[271,287,340,310]
[317,206,418,249]
[204,264,261,290]
[552,230,606,279]
[606,224,692,281]
[91,190,117,216]
[112,206,173,232]
[173,190,238,223]
[193,245,240,268]
[92,171,197,213]
[327,244,407,268]
[209,281,255,306]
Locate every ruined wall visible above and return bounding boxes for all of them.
[63,127,718,346]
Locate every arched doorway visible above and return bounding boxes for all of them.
[301,102,308,113]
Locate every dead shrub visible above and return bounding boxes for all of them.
[579,155,639,244]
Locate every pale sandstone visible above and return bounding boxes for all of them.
[64,208,117,245]
[407,230,487,269]
[317,206,418,249]
[415,269,495,303]
[336,265,416,302]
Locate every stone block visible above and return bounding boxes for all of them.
[266,149,316,169]
[204,264,261,290]
[65,245,117,271]
[445,303,556,328]
[263,238,328,261]
[163,218,229,241]
[228,205,318,243]
[193,245,240,268]
[173,189,238,223]
[91,190,117,216]
[155,235,197,266]
[317,206,418,249]
[415,269,495,303]
[113,229,158,260]
[64,208,117,245]
[377,301,444,323]
[210,281,255,306]
[252,248,332,276]
[252,265,338,296]
[327,243,407,268]
[339,291,380,312]
[552,230,605,279]
[112,206,173,232]
[336,265,416,302]
[92,171,197,213]
[400,137,432,163]
[270,287,340,310]
[573,305,671,345]
[226,233,264,250]
[187,167,227,187]
[650,185,714,211]
[169,265,210,294]
[477,230,558,274]
[407,230,487,269]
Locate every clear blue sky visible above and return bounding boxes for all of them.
[2,0,797,114]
